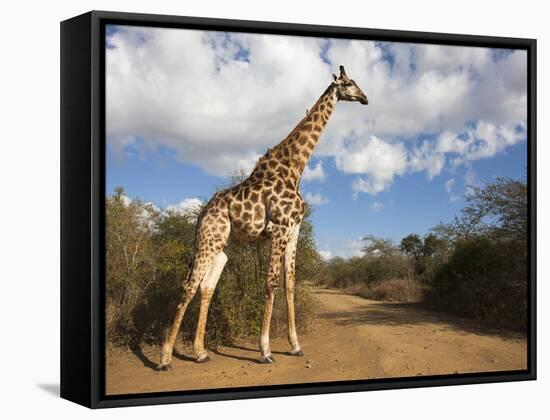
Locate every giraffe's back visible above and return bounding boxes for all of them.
[206,175,306,242]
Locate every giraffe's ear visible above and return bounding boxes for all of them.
[332,73,338,82]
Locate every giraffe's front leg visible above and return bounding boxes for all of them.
[284,221,304,357]
[259,225,290,364]
[259,291,276,364]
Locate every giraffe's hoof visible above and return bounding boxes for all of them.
[156,363,172,372]
[258,355,275,364]
[195,355,210,364]
[289,349,304,357]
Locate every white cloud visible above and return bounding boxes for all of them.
[107,27,527,191]
[106,26,330,176]
[319,249,332,261]
[326,238,366,259]
[342,239,364,258]
[119,194,132,207]
[369,202,384,213]
[144,201,161,211]
[409,140,445,179]
[166,197,203,215]
[445,178,455,194]
[463,166,480,197]
[112,194,160,228]
[464,167,478,187]
[114,193,202,220]
[337,136,407,195]
[460,121,525,164]
[444,178,460,202]
[302,161,326,182]
[305,192,329,205]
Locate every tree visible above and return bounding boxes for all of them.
[464,177,527,241]
[400,234,423,258]
[361,235,409,283]
[398,233,446,282]
[105,188,158,342]
[318,176,528,331]
[426,176,528,331]
[429,237,527,330]
[105,182,319,348]
[436,177,527,242]
[362,235,398,258]
[422,233,443,257]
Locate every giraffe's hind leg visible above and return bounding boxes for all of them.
[259,224,291,364]
[158,206,230,371]
[193,250,228,363]
[157,252,215,371]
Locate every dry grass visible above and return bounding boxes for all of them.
[346,278,424,303]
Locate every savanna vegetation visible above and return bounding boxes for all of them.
[106,180,321,349]
[106,175,528,353]
[317,177,528,332]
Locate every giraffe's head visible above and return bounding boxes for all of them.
[332,65,368,105]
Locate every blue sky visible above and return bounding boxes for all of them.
[107,138,526,258]
[105,25,527,258]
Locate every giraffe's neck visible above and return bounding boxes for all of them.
[269,84,338,185]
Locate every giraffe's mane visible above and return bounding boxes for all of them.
[274,83,336,150]
[248,82,336,177]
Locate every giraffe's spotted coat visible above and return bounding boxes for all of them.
[158,67,368,369]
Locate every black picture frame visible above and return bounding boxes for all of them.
[60,10,537,409]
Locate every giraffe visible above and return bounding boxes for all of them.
[157,65,368,370]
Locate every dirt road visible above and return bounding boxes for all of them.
[106,285,527,395]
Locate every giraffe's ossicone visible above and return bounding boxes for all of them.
[157,65,368,371]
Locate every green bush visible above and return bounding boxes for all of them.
[317,237,410,288]
[427,237,527,331]
[105,188,319,349]
[318,177,528,333]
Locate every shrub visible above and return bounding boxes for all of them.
[177,239,318,348]
[366,278,424,302]
[317,239,411,290]
[105,188,319,349]
[346,278,424,303]
[426,237,527,331]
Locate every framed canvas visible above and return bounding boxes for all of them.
[60,10,537,408]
